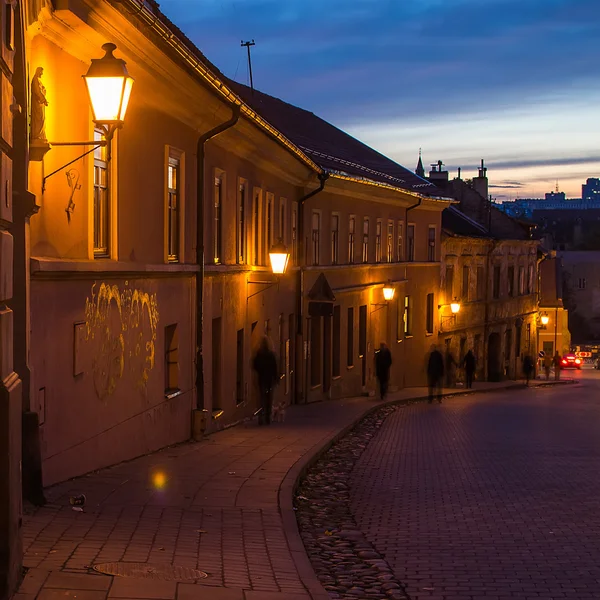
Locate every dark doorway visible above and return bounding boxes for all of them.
[310,316,321,387]
[323,315,332,393]
[359,305,367,387]
[488,332,502,381]
[212,317,222,410]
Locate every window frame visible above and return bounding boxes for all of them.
[237,180,247,264]
[165,148,184,263]
[386,220,394,263]
[375,219,382,263]
[291,201,298,265]
[427,225,436,262]
[426,293,434,334]
[311,210,321,266]
[397,220,403,262]
[213,172,224,264]
[404,295,412,337]
[406,223,415,262]
[362,218,369,263]
[348,215,356,264]
[331,213,339,265]
[93,128,110,258]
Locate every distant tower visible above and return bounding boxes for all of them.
[472,158,489,200]
[415,148,425,178]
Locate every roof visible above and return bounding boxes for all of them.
[442,205,491,238]
[227,82,441,197]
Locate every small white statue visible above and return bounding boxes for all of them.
[30,67,48,142]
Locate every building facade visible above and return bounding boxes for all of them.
[441,208,540,381]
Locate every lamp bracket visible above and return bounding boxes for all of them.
[247,278,279,300]
[370,303,388,314]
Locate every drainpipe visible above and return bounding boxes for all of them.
[196,105,241,415]
[296,172,329,404]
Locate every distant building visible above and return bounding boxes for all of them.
[583,178,600,201]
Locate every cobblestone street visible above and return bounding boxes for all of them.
[350,370,600,600]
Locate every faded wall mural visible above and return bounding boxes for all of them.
[84,281,160,400]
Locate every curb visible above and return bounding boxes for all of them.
[277,378,574,600]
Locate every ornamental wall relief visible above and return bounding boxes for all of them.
[84,281,160,401]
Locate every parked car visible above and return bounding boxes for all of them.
[561,354,582,370]
[595,358,600,370]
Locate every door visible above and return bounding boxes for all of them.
[211,318,222,411]
[359,305,367,387]
[323,315,332,393]
[487,332,502,381]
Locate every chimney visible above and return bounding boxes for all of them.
[428,159,449,185]
[472,158,488,199]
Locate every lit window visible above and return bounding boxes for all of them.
[166,154,180,262]
[331,214,339,265]
[312,211,320,266]
[397,221,403,261]
[428,226,436,261]
[213,175,222,264]
[348,216,355,264]
[237,183,246,264]
[387,221,394,263]
[375,220,382,263]
[93,128,109,257]
[362,218,369,263]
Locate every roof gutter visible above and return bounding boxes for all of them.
[195,104,241,413]
[113,0,321,174]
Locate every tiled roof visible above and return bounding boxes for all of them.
[227,82,441,197]
[442,206,491,238]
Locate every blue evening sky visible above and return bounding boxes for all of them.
[160,0,600,200]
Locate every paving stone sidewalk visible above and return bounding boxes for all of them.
[15,379,570,600]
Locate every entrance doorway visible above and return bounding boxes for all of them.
[487,332,502,381]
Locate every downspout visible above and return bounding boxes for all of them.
[296,172,329,404]
[196,105,241,413]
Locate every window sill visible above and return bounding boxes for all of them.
[165,389,183,400]
[426,332,434,337]
[405,335,414,339]
[332,375,342,381]
[31,257,200,277]
[346,365,354,370]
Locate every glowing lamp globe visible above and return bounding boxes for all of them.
[450,301,461,314]
[269,240,290,275]
[83,43,134,126]
[382,285,395,301]
[540,314,549,326]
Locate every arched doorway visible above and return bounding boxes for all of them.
[488,332,502,381]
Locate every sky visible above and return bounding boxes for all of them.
[160,0,600,201]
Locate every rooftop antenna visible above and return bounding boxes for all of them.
[241,40,256,93]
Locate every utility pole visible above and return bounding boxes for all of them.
[240,40,255,92]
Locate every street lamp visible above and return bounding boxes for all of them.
[382,282,395,301]
[540,313,549,326]
[450,299,461,314]
[83,43,134,141]
[42,43,134,190]
[439,298,461,329]
[268,239,290,275]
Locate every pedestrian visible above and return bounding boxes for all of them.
[427,345,445,404]
[553,351,562,381]
[445,348,457,387]
[543,353,552,380]
[252,337,278,426]
[375,342,392,401]
[463,349,476,389]
[523,354,534,386]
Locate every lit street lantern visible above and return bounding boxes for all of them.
[382,284,395,301]
[83,43,134,133]
[541,314,549,326]
[269,240,290,275]
[450,299,461,314]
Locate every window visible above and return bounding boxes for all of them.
[526,323,531,343]
[397,221,403,261]
[508,265,515,296]
[253,189,261,265]
[519,266,525,295]
[213,175,223,264]
[579,277,587,290]
[347,307,354,367]
[237,182,246,264]
[312,211,321,266]
[166,154,180,262]
[93,128,109,257]
[375,220,382,262]
[331,214,339,265]
[291,202,298,265]
[279,198,286,243]
[407,224,415,261]
[404,296,412,336]
[476,266,485,300]
[527,264,533,294]
[333,305,341,377]
[348,216,355,264]
[493,265,501,299]
[426,293,434,334]
[165,324,179,394]
[362,218,369,263]
[462,265,469,301]
[236,329,244,404]
[428,226,436,261]
[387,221,394,263]
[445,265,454,302]
[265,193,274,255]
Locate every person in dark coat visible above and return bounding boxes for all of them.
[463,350,476,389]
[427,345,445,404]
[375,342,393,401]
[523,354,534,386]
[252,337,278,425]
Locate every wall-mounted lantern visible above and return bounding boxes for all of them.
[439,298,461,329]
[268,240,290,275]
[540,313,549,326]
[382,282,395,302]
[38,43,134,190]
